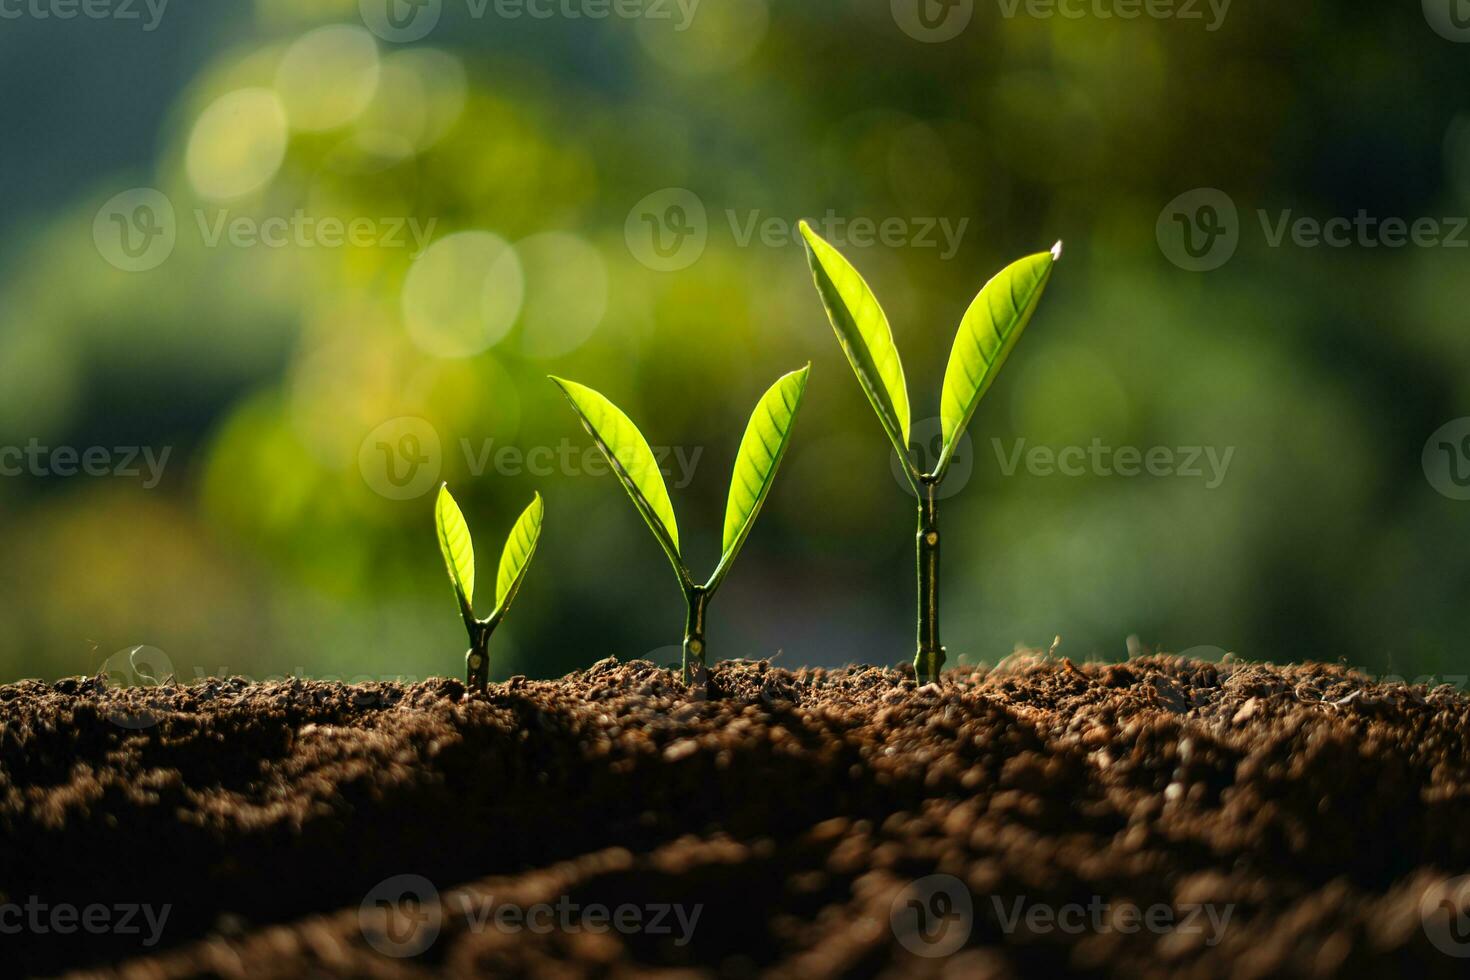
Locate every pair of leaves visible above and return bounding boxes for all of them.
[550,366,809,593]
[435,485,544,635]
[799,220,1060,488]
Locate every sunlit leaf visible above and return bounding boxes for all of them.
[799,221,912,465]
[549,376,686,583]
[435,483,476,629]
[493,492,543,618]
[713,365,809,587]
[936,243,1061,479]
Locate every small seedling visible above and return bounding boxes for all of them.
[550,367,810,684]
[435,484,544,692]
[799,220,1060,685]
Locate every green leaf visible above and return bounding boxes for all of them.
[493,492,543,619]
[435,483,476,632]
[936,243,1061,480]
[710,365,810,591]
[549,376,687,585]
[799,221,912,472]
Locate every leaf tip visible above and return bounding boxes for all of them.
[798,219,822,249]
[1050,240,1064,261]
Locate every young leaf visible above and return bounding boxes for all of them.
[709,365,810,590]
[935,243,1061,480]
[799,221,913,474]
[435,483,476,632]
[492,492,544,620]
[548,376,687,584]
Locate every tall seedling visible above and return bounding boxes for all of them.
[799,221,1060,684]
[435,485,544,691]
[551,367,809,684]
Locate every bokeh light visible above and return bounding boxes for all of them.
[186,88,289,199]
[513,232,609,360]
[403,232,525,358]
[274,25,381,132]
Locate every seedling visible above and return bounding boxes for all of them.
[551,367,810,684]
[435,484,544,692]
[799,221,1060,684]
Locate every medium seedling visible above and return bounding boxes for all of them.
[435,484,544,692]
[799,220,1060,684]
[551,366,809,684]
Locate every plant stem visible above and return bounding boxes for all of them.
[915,477,945,684]
[682,586,710,685]
[465,623,492,693]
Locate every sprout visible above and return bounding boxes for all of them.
[800,221,1061,684]
[435,484,544,691]
[551,366,810,684]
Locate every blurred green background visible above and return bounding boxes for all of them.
[2,0,1469,684]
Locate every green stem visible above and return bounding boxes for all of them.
[915,477,945,684]
[465,622,492,693]
[682,586,710,685]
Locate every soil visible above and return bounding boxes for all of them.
[4,654,1470,978]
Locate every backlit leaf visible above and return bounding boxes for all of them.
[799,221,912,466]
[714,365,809,585]
[936,243,1060,479]
[549,376,686,583]
[435,483,476,629]
[493,492,543,617]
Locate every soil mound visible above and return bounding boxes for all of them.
[4,655,1470,977]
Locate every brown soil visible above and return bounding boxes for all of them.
[4,655,1470,978]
